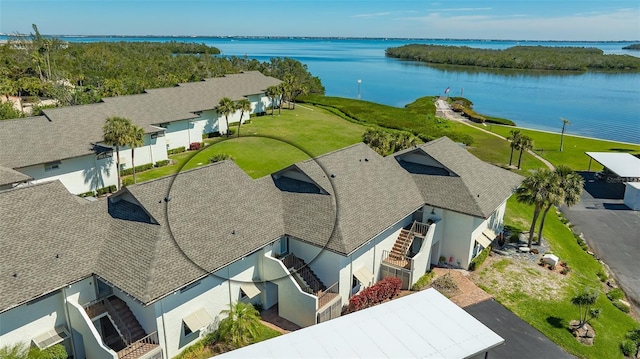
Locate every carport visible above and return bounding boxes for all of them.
[586,152,640,210]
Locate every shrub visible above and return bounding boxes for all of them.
[346,276,402,313]
[411,271,435,291]
[209,153,231,163]
[41,344,67,359]
[189,142,203,151]
[469,245,491,271]
[96,185,117,196]
[431,273,459,297]
[596,269,608,282]
[613,300,630,313]
[79,191,95,198]
[120,163,154,176]
[122,177,134,187]
[607,288,625,301]
[155,159,170,167]
[620,339,637,357]
[168,146,186,155]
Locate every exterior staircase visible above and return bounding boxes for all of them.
[389,228,413,260]
[281,253,327,295]
[84,296,153,358]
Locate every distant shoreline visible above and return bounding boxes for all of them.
[1,34,638,43]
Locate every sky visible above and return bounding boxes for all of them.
[1,0,639,41]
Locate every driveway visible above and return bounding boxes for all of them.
[559,172,640,315]
[466,299,575,359]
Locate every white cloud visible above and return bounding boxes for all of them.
[351,10,416,19]
[395,8,640,40]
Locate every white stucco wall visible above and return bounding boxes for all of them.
[18,154,117,195]
[441,210,475,268]
[0,291,66,350]
[156,251,263,358]
[115,134,168,170]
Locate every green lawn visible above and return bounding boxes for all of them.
[123,105,367,183]
[481,124,640,171]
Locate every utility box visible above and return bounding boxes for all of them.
[543,254,559,267]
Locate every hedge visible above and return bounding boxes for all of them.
[345,276,402,314]
[168,146,186,155]
[469,245,491,271]
[96,185,117,196]
[120,163,154,176]
[411,271,435,291]
[155,159,170,167]
[78,191,95,198]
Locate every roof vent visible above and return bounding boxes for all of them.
[477,194,480,198]
[364,158,369,162]
[164,196,172,202]
[232,229,236,235]
[56,254,60,259]
[12,272,17,278]
[330,174,336,178]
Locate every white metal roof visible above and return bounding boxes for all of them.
[586,152,640,178]
[218,288,504,358]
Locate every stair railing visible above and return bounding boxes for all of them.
[103,299,132,346]
[281,253,324,295]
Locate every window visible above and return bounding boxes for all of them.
[183,321,193,336]
[44,161,61,172]
[240,289,248,300]
[97,150,113,160]
[352,275,359,289]
[179,280,201,294]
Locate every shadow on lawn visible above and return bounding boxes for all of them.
[546,316,565,329]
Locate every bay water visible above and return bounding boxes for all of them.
[7,36,640,144]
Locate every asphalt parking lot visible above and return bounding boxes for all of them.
[466,299,575,359]
[560,172,640,315]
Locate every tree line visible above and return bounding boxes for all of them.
[0,25,324,119]
[385,44,640,72]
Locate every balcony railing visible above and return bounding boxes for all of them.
[317,281,339,309]
[118,331,160,359]
[382,249,413,270]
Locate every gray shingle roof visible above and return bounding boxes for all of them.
[0,137,522,311]
[0,165,31,186]
[0,72,281,169]
[394,137,524,218]
[0,181,108,312]
[280,143,425,255]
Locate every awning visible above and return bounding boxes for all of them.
[240,282,261,299]
[183,308,213,332]
[476,229,495,248]
[586,152,640,178]
[353,267,374,286]
[32,326,70,349]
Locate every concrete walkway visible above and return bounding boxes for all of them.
[435,98,555,171]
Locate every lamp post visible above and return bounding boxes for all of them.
[357,79,361,99]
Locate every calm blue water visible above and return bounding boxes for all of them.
[5,36,640,143]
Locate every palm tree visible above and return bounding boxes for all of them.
[535,171,564,246]
[235,98,252,137]
[508,130,521,167]
[517,135,533,169]
[216,302,261,349]
[128,125,145,184]
[516,169,554,247]
[265,85,279,116]
[217,97,235,137]
[103,116,133,190]
[560,117,571,152]
[277,83,286,114]
[537,165,584,245]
